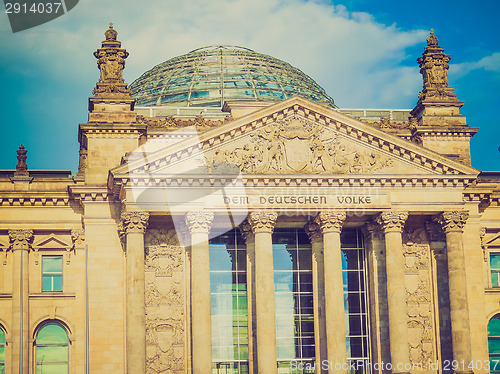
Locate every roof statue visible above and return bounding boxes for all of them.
[14,144,28,177]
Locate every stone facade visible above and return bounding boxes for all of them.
[0,25,499,374]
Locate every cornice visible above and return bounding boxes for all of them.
[0,191,72,206]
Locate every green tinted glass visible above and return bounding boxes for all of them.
[42,256,62,272]
[37,324,68,344]
[490,318,500,336]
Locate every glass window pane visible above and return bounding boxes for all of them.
[42,257,62,273]
[36,364,68,374]
[36,324,68,344]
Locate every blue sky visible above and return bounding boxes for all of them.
[0,0,498,171]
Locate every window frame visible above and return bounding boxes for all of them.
[34,321,69,374]
[0,326,5,374]
[41,255,63,292]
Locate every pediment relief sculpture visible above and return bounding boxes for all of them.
[205,116,401,175]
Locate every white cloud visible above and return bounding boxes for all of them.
[0,0,430,108]
[451,52,500,78]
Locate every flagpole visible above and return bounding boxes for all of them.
[86,244,89,374]
[19,243,23,374]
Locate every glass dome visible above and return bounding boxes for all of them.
[130,45,336,108]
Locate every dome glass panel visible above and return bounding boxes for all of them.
[130,45,335,108]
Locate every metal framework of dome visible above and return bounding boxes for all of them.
[130,45,336,108]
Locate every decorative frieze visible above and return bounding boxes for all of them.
[315,211,346,233]
[376,211,408,233]
[247,211,278,233]
[435,211,469,233]
[145,229,179,247]
[185,212,214,234]
[8,229,33,251]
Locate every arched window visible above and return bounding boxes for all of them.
[0,327,5,374]
[488,314,500,374]
[35,322,69,373]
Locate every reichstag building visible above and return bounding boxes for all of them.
[0,24,499,374]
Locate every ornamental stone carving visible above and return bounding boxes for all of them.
[91,24,131,99]
[376,211,408,233]
[425,221,446,242]
[145,229,180,247]
[362,221,384,241]
[71,229,85,250]
[185,212,214,234]
[120,212,150,234]
[435,211,469,233]
[248,211,278,233]
[15,144,28,177]
[239,220,254,244]
[304,222,322,244]
[8,229,33,250]
[205,116,394,175]
[315,211,346,233]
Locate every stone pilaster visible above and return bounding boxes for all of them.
[376,211,410,374]
[121,211,149,374]
[436,211,473,374]
[305,222,327,373]
[315,211,347,372]
[240,220,256,374]
[248,211,278,374]
[185,212,214,374]
[9,229,33,374]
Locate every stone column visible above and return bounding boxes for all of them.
[248,211,278,374]
[315,211,347,372]
[363,223,390,374]
[305,222,327,373]
[436,211,473,374]
[376,211,409,373]
[121,211,149,374]
[9,229,32,374]
[240,221,256,373]
[185,212,214,374]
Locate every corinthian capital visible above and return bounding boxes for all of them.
[185,212,214,234]
[304,222,322,244]
[315,211,346,233]
[9,229,34,251]
[376,211,408,233]
[248,211,278,234]
[436,211,469,233]
[239,220,254,243]
[120,211,149,234]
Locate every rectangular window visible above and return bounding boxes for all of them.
[210,229,249,374]
[491,254,500,288]
[42,256,63,292]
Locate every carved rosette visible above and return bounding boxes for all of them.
[185,212,214,235]
[8,229,33,251]
[71,229,85,250]
[435,211,469,233]
[248,211,278,234]
[120,212,150,234]
[304,222,322,244]
[376,211,408,233]
[239,220,254,244]
[315,211,346,234]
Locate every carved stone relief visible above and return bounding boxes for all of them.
[204,116,395,174]
[403,227,436,368]
[145,234,186,374]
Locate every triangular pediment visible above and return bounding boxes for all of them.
[112,97,478,182]
[32,234,72,251]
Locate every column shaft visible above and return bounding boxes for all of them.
[377,211,409,373]
[316,212,347,373]
[305,223,327,372]
[121,212,149,374]
[9,229,32,374]
[186,212,214,374]
[249,212,278,374]
[437,211,473,372]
